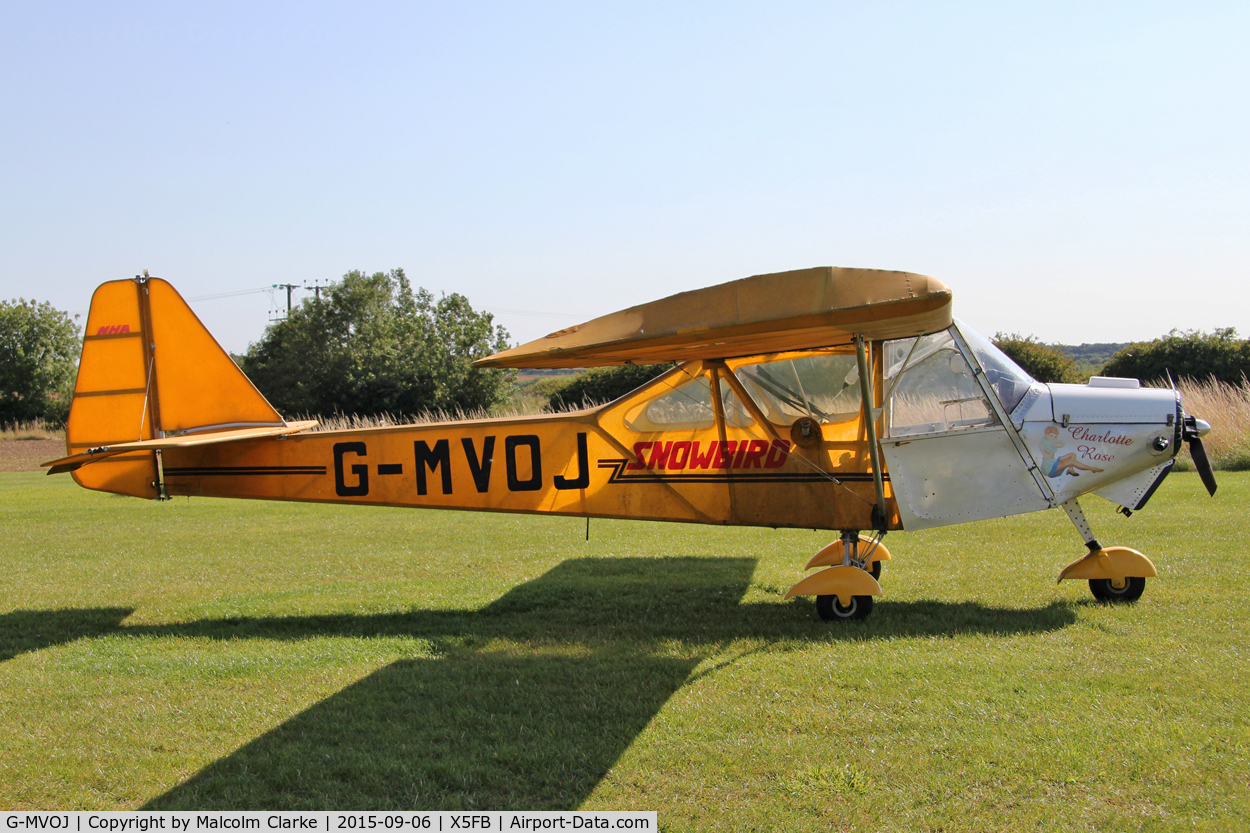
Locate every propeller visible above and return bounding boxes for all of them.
[1182,414,1217,496]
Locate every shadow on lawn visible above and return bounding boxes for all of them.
[149,652,697,810]
[145,556,748,810]
[133,557,1078,809]
[0,607,132,662]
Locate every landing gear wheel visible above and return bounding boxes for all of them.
[1088,576,1146,603]
[869,560,882,580]
[816,594,873,621]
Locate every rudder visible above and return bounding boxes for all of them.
[67,277,284,498]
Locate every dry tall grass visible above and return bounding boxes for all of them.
[1173,378,1250,471]
[304,398,559,433]
[0,419,64,441]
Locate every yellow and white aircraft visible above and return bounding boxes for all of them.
[44,267,1216,621]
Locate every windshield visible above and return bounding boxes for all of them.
[954,320,1034,414]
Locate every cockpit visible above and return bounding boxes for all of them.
[882,322,1035,437]
[609,319,1048,532]
[619,320,1038,441]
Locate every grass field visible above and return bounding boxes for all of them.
[1,471,1247,829]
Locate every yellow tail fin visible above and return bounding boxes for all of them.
[66,277,286,497]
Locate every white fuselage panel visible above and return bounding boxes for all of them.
[881,427,1051,530]
[1047,384,1177,425]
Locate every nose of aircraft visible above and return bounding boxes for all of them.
[1182,414,1218,496]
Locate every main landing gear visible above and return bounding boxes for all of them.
[816,593,873,621]
[785,531,890,622]
[1056,500,1157,603]
[787,498,1162,621]
[1088,576,1147,602]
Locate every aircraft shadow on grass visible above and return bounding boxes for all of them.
[0,606,133,663]
[1,558,1078,810]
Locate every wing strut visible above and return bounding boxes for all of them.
[705,360,783,443]
[855,334,888,531]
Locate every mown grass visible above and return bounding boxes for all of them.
[1,471,1247,829]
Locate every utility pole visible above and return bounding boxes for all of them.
[272,283,298,316]
[304,279,327,302]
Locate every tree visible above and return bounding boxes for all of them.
[241,269,513,418]
[0,299,80,426]
[992,333,1079,384]
[546,364,673,411]
[1101,328,1250,385]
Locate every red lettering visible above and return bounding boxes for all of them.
[647,441,673,469]
[741,439,768,468]
[668,441,692,470]
[717,441,737,468]
[689,441,719,469]
[1078,444,1116,462]
[764,439,791,468]
[1068,426,1133,446]
[95,324,131,335]
[732,442,748,468]
[628,442,652,470]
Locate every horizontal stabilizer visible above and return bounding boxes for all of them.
[43,421,318,474]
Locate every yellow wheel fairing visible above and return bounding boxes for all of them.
[1056,547,1159,583]
[784,565,883,607]
[804,537,893,570]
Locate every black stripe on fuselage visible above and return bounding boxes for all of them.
[596,459,888,485]
[164,466,327,476]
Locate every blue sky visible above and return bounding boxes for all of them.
[2,2,1246,353]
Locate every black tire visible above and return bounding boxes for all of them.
[1088,576,1146,603]
[816,594,874,621]
[869,560,882,580]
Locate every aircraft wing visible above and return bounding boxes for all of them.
[474,266,952,369]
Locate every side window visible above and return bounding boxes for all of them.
[733,353,861,426]
[885,331,998,437]
[624,374,753,432]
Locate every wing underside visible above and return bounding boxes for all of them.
[474,266,952,369]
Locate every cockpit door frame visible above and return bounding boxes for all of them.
[855,333,889,530]
[877,325,1057,530]
[946,325,1056,506]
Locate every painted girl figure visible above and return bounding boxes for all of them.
[1039,425,1104,478]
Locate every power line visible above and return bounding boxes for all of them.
[185,287,272,302]
[183,288,591,322]
[484,307,589,320]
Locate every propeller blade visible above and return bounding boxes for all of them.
[1188,436,1218,496]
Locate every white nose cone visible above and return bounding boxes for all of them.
[1193,417,1212,437]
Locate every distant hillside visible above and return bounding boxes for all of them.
[1055,343,1129,378]
[514,368,582,384]
[1057,343,1128,365]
